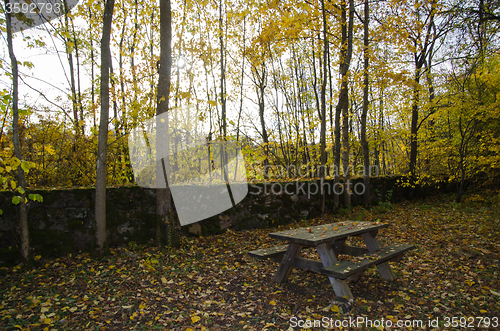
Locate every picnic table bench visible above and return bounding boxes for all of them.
[249,221,415,299]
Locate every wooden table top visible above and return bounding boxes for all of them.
[269,221,389,246]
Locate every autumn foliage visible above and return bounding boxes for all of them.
[0,195,499,329]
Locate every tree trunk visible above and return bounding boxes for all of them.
[63,5,80,136]
[361,0,370,208]
[236,16,246,142]
[219,0,227,139]
[408,0,436,177]
[130,0,139,128]
[157,0,178,248]
[89,8,96,131]
[5,0,30,264]
[335,0,354,208]
[71,18,85,135]
[95,0,115,256]
[333,95,341,210]
[409,65,421,177]
[320,0,328,214]
[257,66,269,178]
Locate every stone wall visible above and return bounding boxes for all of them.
[0,186,157,264]
[0,176,452,264]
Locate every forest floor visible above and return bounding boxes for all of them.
[1,192,499,331]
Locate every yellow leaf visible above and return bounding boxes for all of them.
[41,307,49,313]
[191,315,201,323]
[480,309,487,313]
[139,303,146,309]
[269,300,276,306]
[161,277,167,284]
[331,305,339,312]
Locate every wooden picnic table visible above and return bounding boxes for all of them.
[249,221,414,299]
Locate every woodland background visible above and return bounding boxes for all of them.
[0,1,500,329]
[1,0,500,260]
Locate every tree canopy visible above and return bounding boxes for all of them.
[1,0,499,199]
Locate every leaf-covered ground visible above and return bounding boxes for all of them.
[1,193,499,330]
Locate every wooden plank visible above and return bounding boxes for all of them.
[250,246,345,275]
[339,245,369,257]
[347,270,365,282]
[389,254,403,263]
[362,232,395,280]
[316,243,354,299]
[248,245,288,261]
[269,221,390,246]
[273,243,302,283]
[321,243,415,279]
[292,257,324,273]
[331,239,346,255]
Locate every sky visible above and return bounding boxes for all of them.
[1,0,307,142]
[1,21,84,117]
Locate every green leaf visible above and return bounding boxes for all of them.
[21,160,30,173]
[12,196,21,205]
[17,186,25,194]
[29,194,43,203]
[18,108,32,116]
[0,209,3,216]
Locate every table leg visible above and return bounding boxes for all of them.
[273,243,302,283]
[316,243,353,299]
[362,231,396,281]
[331,239,346,256]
